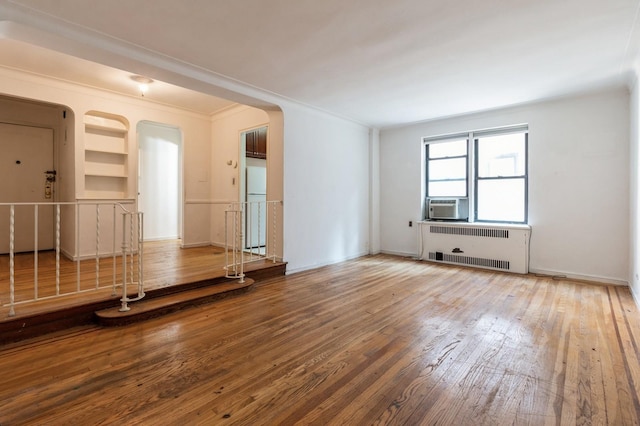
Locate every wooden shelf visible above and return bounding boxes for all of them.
[84,123,127,134]
[83,112,130,199]
[85,172,127,178]
[85,148,128,156]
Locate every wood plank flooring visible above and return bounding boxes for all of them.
[1,254,639,424]
[0,240,274,319]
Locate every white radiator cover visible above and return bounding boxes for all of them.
[419,222,531,274]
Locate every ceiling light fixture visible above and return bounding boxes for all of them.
[130,75,154,97]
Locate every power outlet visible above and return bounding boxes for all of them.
[409,221,413,227]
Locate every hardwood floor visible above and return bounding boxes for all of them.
[1,254,639,424]
[0,240,274,319]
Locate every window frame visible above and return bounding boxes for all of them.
[422,125,528,224]
[473,131,528,224]
[424,136,469,199]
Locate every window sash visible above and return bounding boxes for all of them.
[425,141,468,198]
[474,132,528,223]
[475,177,527,223]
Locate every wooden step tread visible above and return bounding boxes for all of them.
[95,278,254,326]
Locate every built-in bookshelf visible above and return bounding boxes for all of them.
[83,112,130,199]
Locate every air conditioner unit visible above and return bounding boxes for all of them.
[428,198,469,220]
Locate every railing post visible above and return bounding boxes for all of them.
[119,212,130,312]
[75,203,80,292]
[224,208,229,276]
[8,205,15,317]
[137,212,145,297]
[34,204,39,300]
[257,201,262,258]
[238,204,245,283]
[271,201,277,263]
[55,204,60,296]
[95,204,100,289]
[112,204,117,296]
[223,203,246,283]
[129,212,134,287]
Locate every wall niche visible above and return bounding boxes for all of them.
[83,111,130,199]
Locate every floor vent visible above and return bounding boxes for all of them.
[429,225,509,239]
[428,252,510,271]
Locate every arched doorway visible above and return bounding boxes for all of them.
[137,121,182,241]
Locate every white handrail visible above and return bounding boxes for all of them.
[1,201,144,317]
[185,199,282,280]
[119,211,145,312]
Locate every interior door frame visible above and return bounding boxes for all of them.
[137,120,183,242]
[239,124,268,250]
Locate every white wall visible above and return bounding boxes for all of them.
[0,66,214,253]
[630,71,640,302]
[381,88,630,285]
[209,102,371,273]
[282,104,371,273]
[209,105,269,246]
[369,128,381,255]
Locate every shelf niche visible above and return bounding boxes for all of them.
[83,112,130,199]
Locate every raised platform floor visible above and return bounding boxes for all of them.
[0,240,286,344]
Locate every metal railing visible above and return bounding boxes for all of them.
[1,201,144,317]
[185,200,282,282]
[2,199,280,317]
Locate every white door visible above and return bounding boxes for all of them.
[0,123,55,253]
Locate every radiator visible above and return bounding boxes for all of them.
[419,222,531,274]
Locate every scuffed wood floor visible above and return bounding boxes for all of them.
[0,240,275,319]
[1,254,639,424]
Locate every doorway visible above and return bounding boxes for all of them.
[137,121,182,241]
[0,122,55,253]
[241,126,267,250]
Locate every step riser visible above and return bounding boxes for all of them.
[96,285,253,327]
[0,265,285,345]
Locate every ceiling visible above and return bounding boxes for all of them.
[0,37,238,115]
[0,0,639,128]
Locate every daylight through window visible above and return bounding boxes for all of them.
[424,126,528,223]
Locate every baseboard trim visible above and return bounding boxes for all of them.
[379,249,418,259]
[180,241,213,249]
[529,268,628,287]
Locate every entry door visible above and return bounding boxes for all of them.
[0,123,55,253]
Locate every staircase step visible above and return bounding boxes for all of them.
[95,278,254,326]
[1,260,286,345]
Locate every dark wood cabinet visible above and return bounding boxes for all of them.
[246,127,267,159]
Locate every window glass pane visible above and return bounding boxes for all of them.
[428,180,467,197]
[428,157,466,181]
[428,139,467,159]
[477,133,526,178]
[476,178,525,222]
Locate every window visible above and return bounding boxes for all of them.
[424,126,528,223]
[475,132,527,223]
[425,138,468,197]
